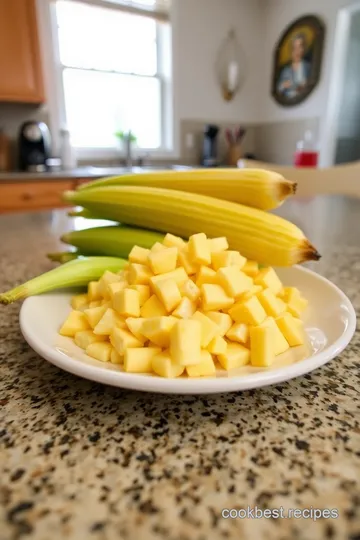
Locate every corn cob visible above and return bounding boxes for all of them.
[63,187,320,266]
[61,225,164,257]
[76,168,296,211]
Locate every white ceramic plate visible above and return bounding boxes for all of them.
[20,266,356,394]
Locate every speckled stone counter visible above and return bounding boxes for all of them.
[1,196,359,540]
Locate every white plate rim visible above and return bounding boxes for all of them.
[19,266,357,394]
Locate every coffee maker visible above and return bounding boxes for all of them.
[202,124,219,167]
[18,121,51,172]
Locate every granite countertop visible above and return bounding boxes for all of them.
[0,196,359,540]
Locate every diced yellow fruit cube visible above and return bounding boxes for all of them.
[207,335,227,355]
[128,263,153,285]
[217,267,253,298]
[211,250,246,271]
[88,281,102,301]
[254,267,283,295]
[110,348,123,364]
[196,266,218,286]
[128,284,150,306]
[128,245,151,265]
[188,232,211,265]
[260,317,289,355]
[98,271,122,297]
[186,350,216,377]
[154,279,182,312]
[59,310,90,337]
[150,267,188,290]
[257,288,286,317]
[124,347,161,373]
[287,295,309,318]
[275,313,305,346]
[170,319,202,366]
[280,286,301,302]
[89,300,101,308]
[228,296,267,325]
[125,317,147,343]
[201,284,234,311]
[240,285,263,301]
[94,308,126,335]
[140,294,167,318]
[71,294,89,311]
[84,304,109,328]
[141,316,178,347]
[86,341,112,362]
[108,281,128,300]
[180,279,201,302]
[208,237,229,253]
[110,327,143,355]
[250,326,275,367]
[242,260,259,277]
[113,288,140,318]
[218,343,250,370]
[74,330,107,349]
[148,246,178,275]
[192,311,220,348]
[151,350,185,378]
[178,247,199,275]
[101,298,111,306]
[226,322,249,344]
[162,233,186,249]
[151,242,167,253]
[172,296,197,319]
[206,311,232,336]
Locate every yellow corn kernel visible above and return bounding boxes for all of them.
[74,330,107,350]
[86,341,112,363]
[88,281,102,301]
[93,308,126,335]
[242,260,259,277]
[110,327,143,355]
[228,296,267,325]
[128,284,150,306]
[128,245,151,265]
[148,246,178,275]
[206,311,233,336]
[151,242,167,253]
[218,343,250,370]
[196,266,218,286]
[141,316,178,347]
[287,295,309,318]
[162,233,186,249]
[186,351,216,377]
[170,319,202,366]
[250,326,274,367]
[84,304,110,329]
[110,348,123,364]
[191,311,220,348]
[217,267,253,298]
[108,281,128,300]
[240,285,263,301]
[188,232,211,265]
[275,313,305,346]
[254,267,283,295]
[152,350,185,378]
[178,247,199,275]
[260,317,289,355]
[201,284,234,311]
[59,310,90,337]
[180,279,201,302]
[226,322,249,344]
[207,335,227,355]
[98,271,122,297]
[172,296,197,319]
[113,288,140,318]
[140,294,167,317]
[71,293,89,311]
[125,317,147,343]
[128,263,153,285]
[154,279,182,312]
[208,237,229,253]
[211,251,246,271]
[124,347,161,373]
[150,267,188,289]
[257,288,287,317]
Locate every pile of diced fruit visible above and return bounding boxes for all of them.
[59,233,308,378]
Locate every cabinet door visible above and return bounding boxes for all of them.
[0,181,75,213]
[0,0,44,103]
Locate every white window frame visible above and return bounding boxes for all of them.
[36,0,179,161]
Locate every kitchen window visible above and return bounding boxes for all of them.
[52,0,172,155]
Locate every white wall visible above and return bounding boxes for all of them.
[172,0,263,124]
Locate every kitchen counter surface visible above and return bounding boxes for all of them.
[0,196,359,540]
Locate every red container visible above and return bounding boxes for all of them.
[293,150,318,168]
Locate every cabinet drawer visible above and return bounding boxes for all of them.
[0,181,75,213]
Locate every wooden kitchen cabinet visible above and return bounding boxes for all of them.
[0,181,76,213]
[0,0,44,103]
